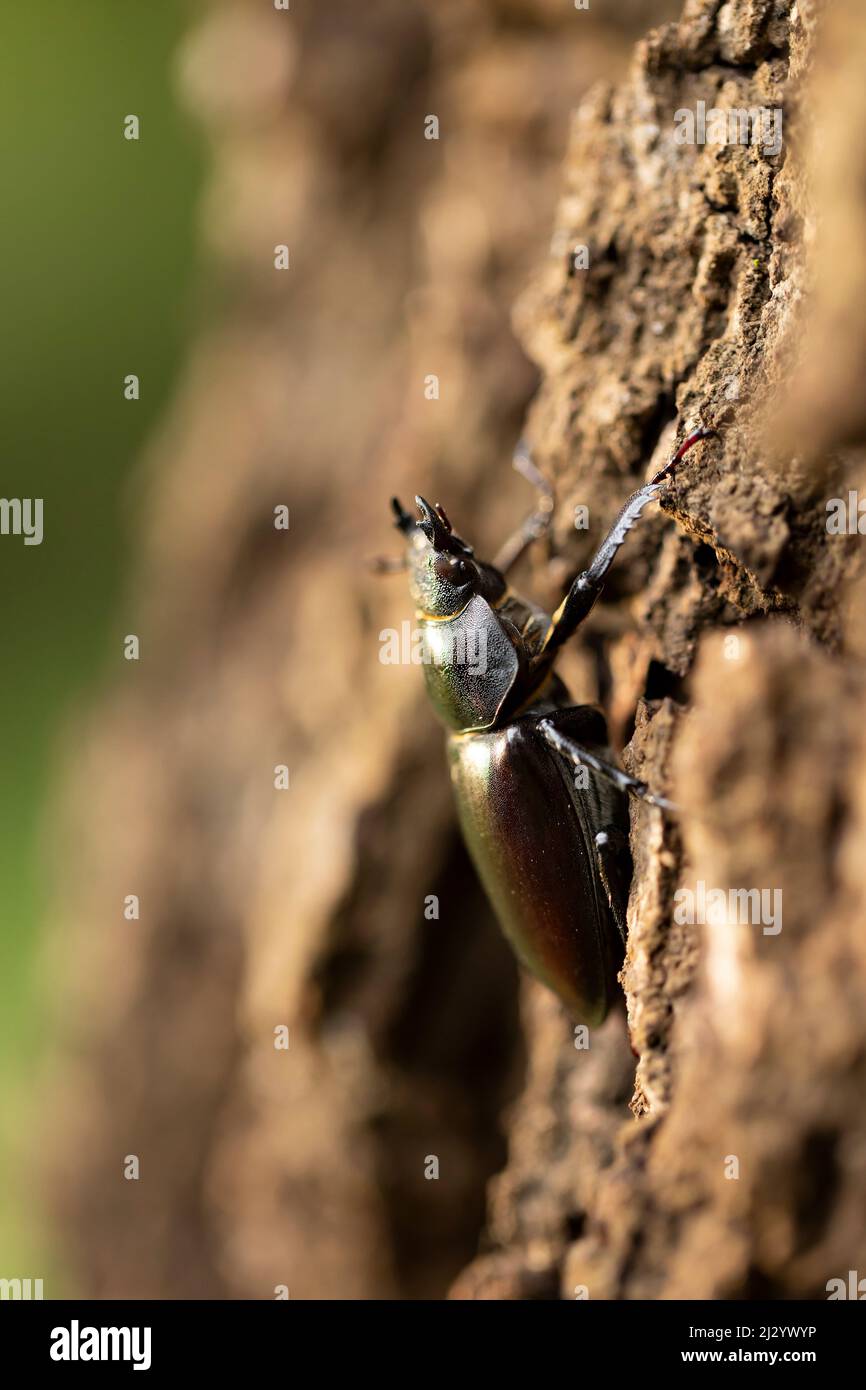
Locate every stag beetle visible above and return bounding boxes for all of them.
[386,426,714,1023]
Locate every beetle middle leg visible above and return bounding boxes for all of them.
[594,827,631,944]
[538,718,677,813]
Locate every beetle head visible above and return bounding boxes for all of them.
[391,495,506,617]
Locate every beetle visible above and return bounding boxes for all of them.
[386,426,715,1023]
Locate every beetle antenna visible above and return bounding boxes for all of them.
[491,440,555,575]
[368,553,408,575]
[513,439,554,507]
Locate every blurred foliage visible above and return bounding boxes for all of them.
[0,1,203,1275]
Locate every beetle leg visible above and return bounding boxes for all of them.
[539,426,716,657]
[538,719,678,813]
[491,440,555,576]
[594,827,631,944]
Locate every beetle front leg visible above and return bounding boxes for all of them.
[539,426,715,658]
[538,719,677,813]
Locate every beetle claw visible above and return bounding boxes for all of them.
[415,495,451,550]
[651,424,718,486]
[391,496,416,534]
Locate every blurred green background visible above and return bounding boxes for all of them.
[0,1,203,1279]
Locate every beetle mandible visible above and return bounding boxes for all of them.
[387,426,714,1023]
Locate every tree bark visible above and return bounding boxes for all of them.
[42,0,866,1301]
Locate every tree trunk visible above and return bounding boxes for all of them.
[43,0,866,1301]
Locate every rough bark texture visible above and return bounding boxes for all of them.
[40,0,866,1300]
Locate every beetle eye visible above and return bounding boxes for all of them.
[434,553,472,584]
